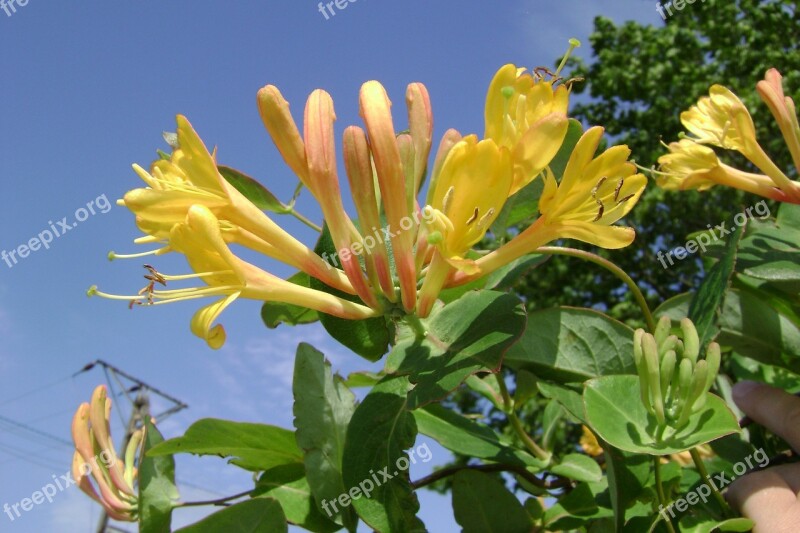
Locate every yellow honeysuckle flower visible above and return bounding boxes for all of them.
[118,115,355,295]
[681,85,756,153]
[451,127,645,286]
[484,63,569,195]
[535,126,646,247]
[90,205,379,349]
[417,135,512,317]
[657,139,795,202]
[72,385,143,522]
[672,79,800,202]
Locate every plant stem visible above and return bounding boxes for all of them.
[174,489,253,508]
[690,447,732,518]
[412,463,571,491]
[288,208,322,232]
[497,375,551,463]
[537,246,657,332]
[654,457,677,533]
[404,314,428,339]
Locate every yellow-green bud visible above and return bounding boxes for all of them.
[681,318,700,365]
[654,316,672,347]
[678,360,709,426]
[643,334,666,426]
[704,342,721,392]
[660,350,677,404]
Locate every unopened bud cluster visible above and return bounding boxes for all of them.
[633,317,721,434]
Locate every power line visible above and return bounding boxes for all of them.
[0,414,72,447]
[0,374,74,407]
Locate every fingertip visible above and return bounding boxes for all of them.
[732,380,760,407]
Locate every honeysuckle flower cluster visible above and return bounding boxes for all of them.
[633,317,721,437]
[71,385,143,522]
[657,68,800,204]
[90,42,647,348]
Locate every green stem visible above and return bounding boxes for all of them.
[288,208,322,232]
[497,376,551,463]
[654,457,677,533]
[537,246,657,332]
[404,314,428,339]
[690,447,732,518]
[174,489,252,508]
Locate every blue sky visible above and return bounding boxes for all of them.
[0,1,658,531]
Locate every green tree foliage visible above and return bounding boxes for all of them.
[512,0,800,323]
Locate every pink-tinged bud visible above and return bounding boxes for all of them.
[426,129,463,207]
[343,125,396,301]
[71,386,140,522]
[257,85,312,192]
[360,81,417,311]
[397,133,417,218]
[406,82,433,193]
[305,90,379,310]
[757,68,800,172]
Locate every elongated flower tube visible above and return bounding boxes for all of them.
[657,140,795,202]
[71,385,143,522]
[305,90,380,310]
[660,74,800,203]
[90,205,378,348]
[484,64,570,194]
[452,127,645,286]
[406,82,433,194]
[343,125,396,301]
[757,68,800,171]
[360,81,418,311]
[257,85,313,192]
[417,135,512,317]
[119,115,355,294]
[632,318,722,438]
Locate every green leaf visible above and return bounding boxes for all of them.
[550,453,603,483]
[138,420,178,533]
[175,498,288,533]
[504,307,636,383]
[341,376,424,532]
[600,443,652,532]
[342,371,383,388]
[536,382,587,424]
[716,289,800,373]
[452,470,534,533]
[583,375,740,455]
[678,514,754,533]
[438,254,548,304]
[386,290,527,409]
[688,214,743,349]
[252,464,341,533]
[310,224,391,362]
[464,374,505,411]
[543,481,613,530]
[261,272,319,328]
[490,178,544,236]
[148,419,302,472]
[293,343,358,531]
[218,165,289,213]
[413,403,544,468]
